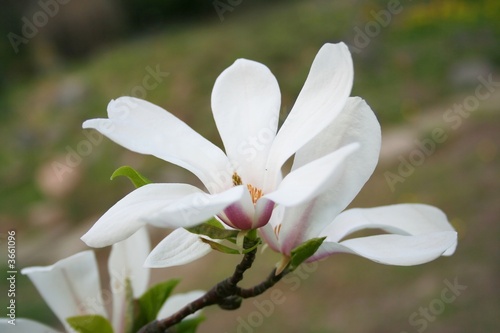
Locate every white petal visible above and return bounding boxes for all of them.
[156,290,205,320]
[263,42,353,191]
[145,229,212,268]
[309,231,457,265]
[309,204,459,262]
[108,228,150,332]
[81,184,203,248]
[273,98,382,253]
[322,204,457,253]
[21,251,107,332]
[212,59,280,188]
[146,185,247,228]
[0,318,61,333]
[292,97,381,211]
[83,97,231,193]
[264,143,359,206]
[264,143,359,255]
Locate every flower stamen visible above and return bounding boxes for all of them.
[233,172,263,204]
[232,172,243,186]
[247,184,263,204]
[274,224,282,238]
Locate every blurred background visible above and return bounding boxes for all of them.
[1,0,499,332]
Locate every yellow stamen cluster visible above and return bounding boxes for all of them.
[232,172,243,186]
[247,184,263,204]
[232,172,263,204]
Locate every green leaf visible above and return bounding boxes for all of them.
[289,237,326,270]
[66,315,113,333]
[187,219,239,240]
[111,165,151,188]
[199,238,240,254]
[133,279,180,331]
[174,315,205,333]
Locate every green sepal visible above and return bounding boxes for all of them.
[199,238,240,254]
[289,237,326,271]
[174,315,206,333]
[133,279,180,331]
[66,315,114,333]
[111,165,151,188]
[241,238,261,254]
[187,218,239,240]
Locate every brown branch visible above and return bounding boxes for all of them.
[236,267,289,299]
[136,236,293,333]
[137,239,259,333]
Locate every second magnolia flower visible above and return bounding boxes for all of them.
[82,42,359,247]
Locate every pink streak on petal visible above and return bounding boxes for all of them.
[255,199,275,228]
[222,203,254,230]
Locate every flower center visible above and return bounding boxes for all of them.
[232,172,263,205]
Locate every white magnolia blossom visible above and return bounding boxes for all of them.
[80,42,456,269]
[0,228,203,333]
[81,42,355,254]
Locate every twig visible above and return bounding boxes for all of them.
[137,239,260,333]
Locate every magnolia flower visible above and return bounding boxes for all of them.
[81,42,355,253]
[0,228,203,333]
[259,97,457,266]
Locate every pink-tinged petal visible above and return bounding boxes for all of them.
[0,318,61,333]
[81,184,203,248]
[212,59,280,188]
[275,200,318,255]
[145,229,212,268]
[108,228,150,333]
[146,185,247,228]
[156,290,205,320]
[83,97,232,193]
[258,209,282,253]
[264,143,359,207]
[309,231,457,265]
[321,204,458,255]
[255,197,275,228]
[21,251,107,332]
[219,187,256,229]
[264,42,353,191]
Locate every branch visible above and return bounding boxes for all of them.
[137,239,259,333]
[237,267,289,299]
